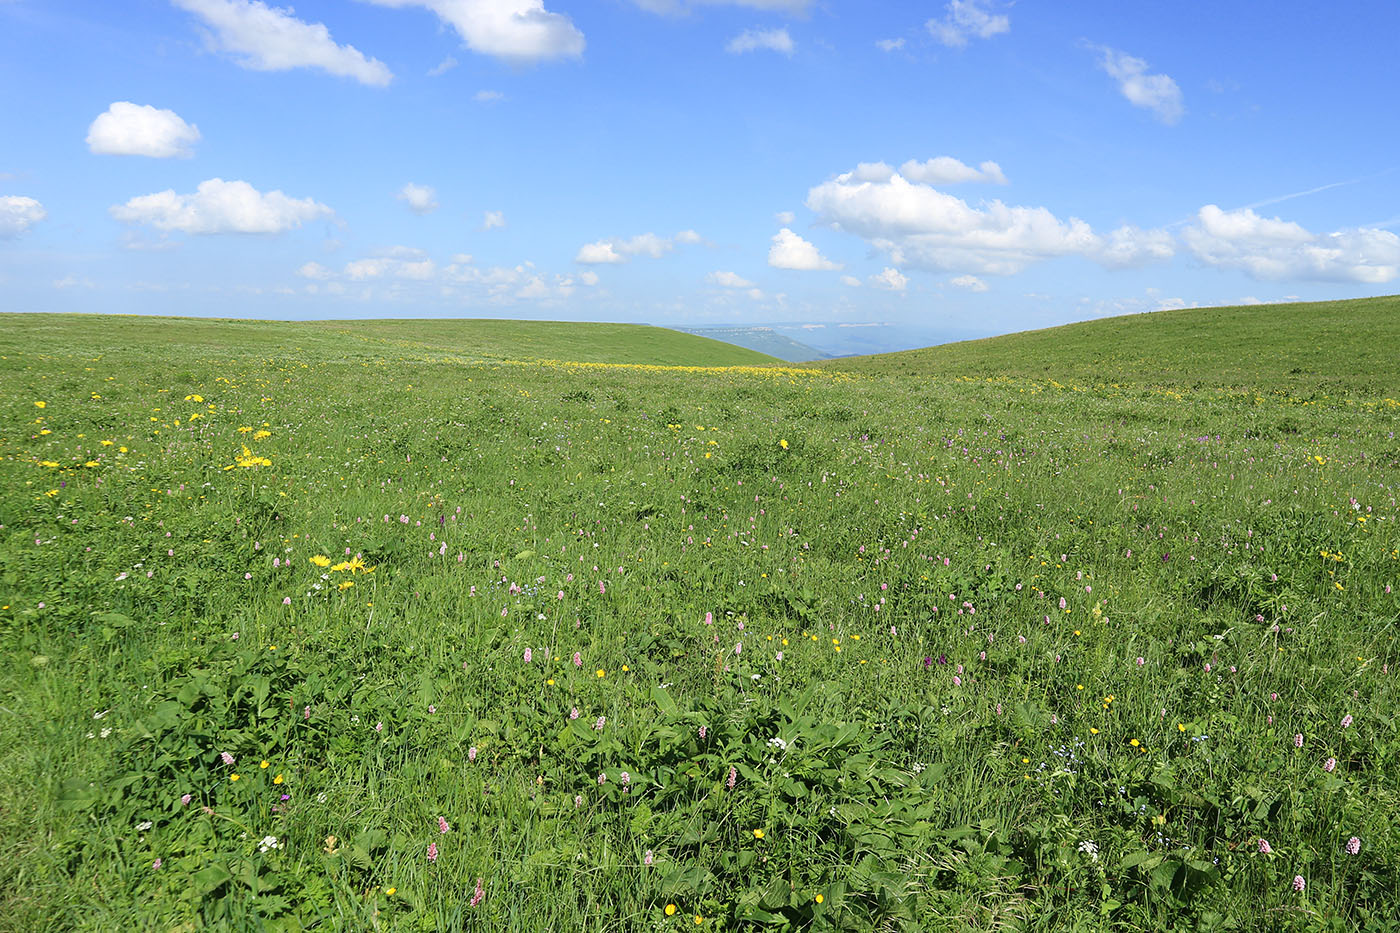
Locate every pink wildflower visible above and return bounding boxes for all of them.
[1294,733,1304,748]
[427,842,438,862]
[221,752,235,766]
[470,877,485,907]
[1324,757,1336,772]
[1292,875,1305,892]
[1346,836,1361,855]
[152,858,162,870]
[1341,714,1353,728]
[727,765,736,789]
[573,652,582,667]
[438,816,450,834]
[523,648,532,663]
[644,849,654,866]
[1258,839,1272,854]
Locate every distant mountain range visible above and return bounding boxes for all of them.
[674,322,976,361]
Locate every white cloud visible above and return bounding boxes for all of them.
[805,166,1175,275]
[768,227,841,270]
[1094,46,1184,125]
[926,0,1008,48]
[87,102,201,158]
[899,157,1006,185]
[1183,204,1400,283]
[482,210,506,230]
[775,210,795,225]
[710,270,755,288]
[297,260,333,279]
[839,274,861,287]
[110,178,332,234]
[579,270,599,286]
[474,89,504,102]
[427,55,458,76]
[726,27,794,56]
[344,255,436,280]
[397,182,439,214]
[365,0,584,64]
[1097,226,1176,268]
[576,241,624,264]
[876,38,905,52]
[949,273,988,291]
[869,267,907,291]
[172,0,393,85]
[574,231,699,263]
[0,196,46,237]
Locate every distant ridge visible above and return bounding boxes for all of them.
[0,315,781,367]
[807,295,1400,396]
[670,325,831,362]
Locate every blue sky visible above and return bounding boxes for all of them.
[2,0,1398,350]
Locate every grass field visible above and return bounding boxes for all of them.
[2,299,1398,931]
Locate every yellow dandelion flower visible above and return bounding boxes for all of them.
[665,904,677,916]
[310,555,331,567]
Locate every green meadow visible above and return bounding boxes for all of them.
[2,299,1398,931]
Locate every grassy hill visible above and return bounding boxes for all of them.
[0,314,780,367]
[2,307,1398,931]
[815,295,1400,397]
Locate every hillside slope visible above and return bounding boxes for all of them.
[813,295,1400,397]
[0,315,780,367]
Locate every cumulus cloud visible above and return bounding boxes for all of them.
[840,274,861,287]
[805,165,1175,276]
[900,157,1006,185]
[345,255,436,280]
[365,0,584,64]
[726,27,794,56]
[0,196,46,237]
[949,273,988,291]
[1093,46,1184,125]
[172,0,393,85]
[1183,204,1400,283]
[775,210,795,224]
[575,241,624,264]
[443,258,583,301]
[709,270,755,288]
[87,102,201,158]
[110,178,332,234]
[876,38,905,52]
[474,89,504,102]
[869,267,907,291]
[297,260,333,279]
[574,231,699,264]
[482,210,506,230]
[768,227,841,270]
[926,0,1008,48]
[397,183,439,214]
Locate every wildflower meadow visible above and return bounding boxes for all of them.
[2,298,1398,931]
